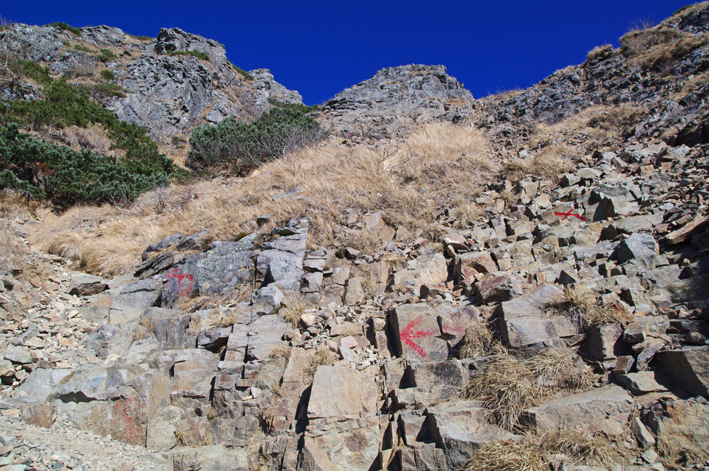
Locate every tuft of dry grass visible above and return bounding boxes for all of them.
[280,296,307,327]
[454,322,493,359]
[463,345,592,430]
[530,144,577,181]
[586,44,614,62]
[501,159,530,184]
[132,316,156,342]
[563,286,633,328]
[463,429,624,471]
[304,346,337,382]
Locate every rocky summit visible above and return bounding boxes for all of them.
[2,4,709,471]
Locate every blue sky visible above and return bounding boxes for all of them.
[2,1,692,105]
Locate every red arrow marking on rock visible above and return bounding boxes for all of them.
[554,209,586,221]
[400,315,438,358]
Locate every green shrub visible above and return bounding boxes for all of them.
[73,44,94,53]
[267,97,320,114]
[0,124,172,206]
[51,22,82,37]
[98,48,117,62]
[169,50,210,61]
[82,82,126,101]
[227,60,254,81]
[128,34,152,41]
[18,60,52,86]
[188,107,324,174]
[100,69,115,81]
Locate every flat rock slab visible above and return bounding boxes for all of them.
[307,366,378,419]
[497,284,577,349]
[69,273,108,296]
[244,314,289,361]
[647,398,709,463]
[524,385,633,433]
[302,422,380,471]
[393,253,448,291]
[474,274,523,304]
[110,278,162,324]
[615,371,669,395]
[427,400,518,470]
[391,304,447,362]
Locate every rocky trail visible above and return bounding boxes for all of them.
[2,3,709,471]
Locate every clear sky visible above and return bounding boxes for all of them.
[1,1,693,105]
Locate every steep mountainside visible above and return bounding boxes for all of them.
[1,4,709,471]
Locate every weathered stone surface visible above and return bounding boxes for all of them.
[456,251,498,275]
[345,277,365,306]
[427,401,518,470]
[474,274,523,304]
[587,324,624,361]
[143,233,182,259]
[134,252,175,279]
[646,398,709,464]
[665,216,709,245]
[616,233,658,269]
[4,345,32,364]
[68,273,108,296]
[173,445,251,471]
[393,252,449,292]
[302,423,380,471]
[524,385,633,433]
[244,314,289,361]
[307,366,378,419]
[251,285,284,315]
[390,304,447,362]
[655,346,709,398]
[21,404,56,428]
[616,371,669,395]
[497,284,577,349]
[110,278,162,324]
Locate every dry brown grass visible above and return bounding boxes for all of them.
[280,296,307,327]
[530,144,577,181]
[304,346,337,382]
[563,286,633,328]
[29,122,498,277]
[586,44,614,62]
[463,345,591,430]
[454,322,493,359]
[463,429,624,471]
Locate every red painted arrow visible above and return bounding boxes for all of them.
[400,315,438,358]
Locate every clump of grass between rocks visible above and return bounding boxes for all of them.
[462,345,592,430]
[563,286,633,328]
[304,347,336,382]
[462,429,623,471]
[454,322,493,359]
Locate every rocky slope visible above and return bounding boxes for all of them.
[0,24,302,149]
[1,4,709,471]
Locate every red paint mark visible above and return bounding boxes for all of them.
[114,397,139,444]
[554,209,586,221]
[166,268,194,296]
[400,316,438,358]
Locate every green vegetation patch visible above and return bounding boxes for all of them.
[227,60,254,81]
[100,69,115,81]
[188,106,324,174]
[98,48,117,62]
[51,22,82,37]
[169,50,210,61]
[73,44,95,53]
[0,124,171,206]
[268,97,320,114]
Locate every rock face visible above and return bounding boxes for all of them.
[0,24,303,142]
[318,64,474,139]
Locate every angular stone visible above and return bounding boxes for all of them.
[524,385,633,433]
[616,371,669,395]
[301,272,324,293]
[616,233,658,269]
[474,274,522,304]
[363,212,396,242]
[646,398,709,463]
[613,356,635,374]
[393,253,448,291]
[665,216,709,245]
[143,233,182,259]
[4,345,32,364]
[244,314,289,361]
[457,251,498,275]
[632,417,656,449]
[307,366,377,419]
[68,273,108,296]
[587,324,624,361]
[345,277,365,306]
[251,285,284,315]
[110,278,162,324]
[498,284,577,349]
[655,346,709,398]
[391,304,447,362]
[21,404,55,428]
[134,252,175,279]
[439,305,481,348]
[426,400,518,470]
[176,230,209,251]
